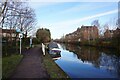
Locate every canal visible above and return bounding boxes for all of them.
[53,43,120,79]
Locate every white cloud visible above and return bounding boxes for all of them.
[2,0,118,2]
[24,0,119,2]
[52,9,117,27]
[28,2,59,10]
[58,3,113,15]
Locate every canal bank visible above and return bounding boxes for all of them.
[42,51,69,78]
[53,43,120,79]
[57,40,120,51]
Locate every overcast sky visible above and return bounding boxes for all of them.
[28,0,119,39]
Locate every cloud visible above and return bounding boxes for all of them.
[52,9,118,28]
[58,3,113,15]
[24,0,119,2]
[28,1,59,10]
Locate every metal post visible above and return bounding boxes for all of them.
[19,33,23,55]
[30,38,32,48]
[20,38,21,54]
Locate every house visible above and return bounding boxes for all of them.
[1,28,19,41]
[113,28,120,37]
[104,29,114,38]
[80,25,99,41]
[65,28,81,42]
[65,25,99,42]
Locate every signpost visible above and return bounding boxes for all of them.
[19,33,23,54]
[30,36,32,48]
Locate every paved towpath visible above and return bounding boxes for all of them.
[10,45,50,78]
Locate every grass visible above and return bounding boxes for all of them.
[0,57,2,79]
[42,51,70,79]
[2,54,23,78]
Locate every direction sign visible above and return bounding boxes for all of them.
[19,33,23,38]
[16,29,21,33]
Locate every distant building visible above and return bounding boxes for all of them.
[113,28,120,37]
[2,29,16,37]
[65,28,81,42]
[1,28,19,41]
[65,25,99,42]
[80,25,99,41]
[104,29,114,38]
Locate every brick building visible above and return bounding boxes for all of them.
[0,28,19,41]
[113,28,120,37]
[104,29,114,38]
[65,28,81,42]
[65,25,99,42]
[80,25,99,41]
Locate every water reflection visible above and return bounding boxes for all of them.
[65,44,100,68]
[55,43,120,78]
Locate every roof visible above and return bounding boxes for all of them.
[2,29,16,33]
[105,29,114,33]
[81,25,97,28]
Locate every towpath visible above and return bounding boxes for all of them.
[10,45,50,78]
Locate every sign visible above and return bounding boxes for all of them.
[16,29,21,33]
[19,33,23,38]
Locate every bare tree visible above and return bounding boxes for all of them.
[91,19,102,35]
[91,20,100,27]
[116,18,120,29]
[0,0,8,28]
[1,0,36,48]
[19,6,36,38]
[1,0,36,38]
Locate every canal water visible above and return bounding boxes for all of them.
[53,43,120,79]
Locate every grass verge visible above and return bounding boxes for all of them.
[0,57,2,79]
[42,52,70,78]
[2,54,23,78]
